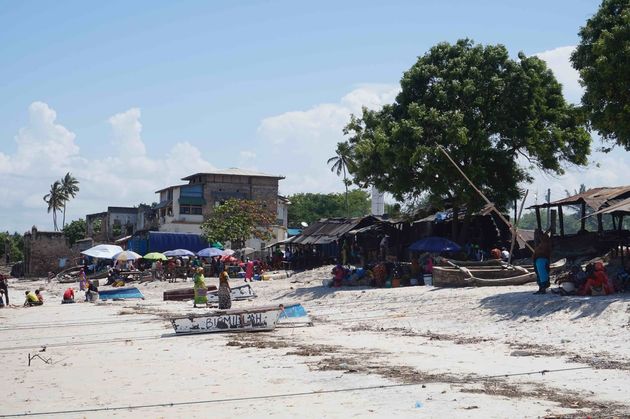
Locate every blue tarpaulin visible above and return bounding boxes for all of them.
[128,232,208,254]
[99,287,144,300]
[408,236,461,253]
[280,303,308,319]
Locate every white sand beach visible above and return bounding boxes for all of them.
[2,268,629,418]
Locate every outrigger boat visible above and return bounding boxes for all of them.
[432,258,566,287]
[170,305,284,334]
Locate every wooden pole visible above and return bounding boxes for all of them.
[508,189,528,265]
[580,201,587,232]
[558,205,565,237]
[535,207,542,231]
[437,145,535,252]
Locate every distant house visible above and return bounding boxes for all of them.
[86,205,157,242]
[155,168,288,251]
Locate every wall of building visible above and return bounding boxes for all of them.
[23,227,79,277]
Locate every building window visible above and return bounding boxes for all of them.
[181,184,203,198]
[181,205,203,215]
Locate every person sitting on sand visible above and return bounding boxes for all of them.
[0,274,8,307]
[86,281,99,302]
[579,262,613,296]
[62,288,75,304]
[35,289,44,304]
[24,290,42,306]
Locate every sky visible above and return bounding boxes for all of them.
[1,0,624,233]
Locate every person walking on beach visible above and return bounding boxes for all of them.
[218,271,231,309]
[244,258,254,282]
[533,230,553,294]
[193,267,207,308]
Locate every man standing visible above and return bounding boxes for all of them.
[0,274,8,306]
[532,231,553,295]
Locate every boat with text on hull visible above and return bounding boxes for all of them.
[170,305,283,334]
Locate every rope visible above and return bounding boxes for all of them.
[0,366,593,417]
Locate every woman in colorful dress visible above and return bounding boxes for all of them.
[218,271,232,309]
[193,267,207,308]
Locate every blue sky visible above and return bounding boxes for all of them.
[1,0,618,232]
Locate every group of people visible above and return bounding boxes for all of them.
[193,267,232,310]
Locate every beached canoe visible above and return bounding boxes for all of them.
[55,266,110,283]
[432,265,537,287]
[207,284,257,304]
[163,285,218,301]
[170,305,283,334]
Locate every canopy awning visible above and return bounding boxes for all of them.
[584,197,630,218]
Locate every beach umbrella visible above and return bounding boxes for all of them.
[211,242,224,250]
[408,236,461,253]
[239,247,256,255]
[113,250,143,261]
[222,249,235,256]
[197,247,223,257]
[221,255,239,263]
[81,244,124,259]
[164,249,195,257]
[143,252,167,261]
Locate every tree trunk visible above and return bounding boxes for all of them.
[458,207,472,244]
[62,203,67,229]
[343,166,349,218]
[451,205,459,240]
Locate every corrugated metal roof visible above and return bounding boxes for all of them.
[291,217,377,245]
[585,196,630,218]
[529,186,630,211]
[182,168,285,180]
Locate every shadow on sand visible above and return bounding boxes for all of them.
[271,284,375,302]
[478,290,630,320]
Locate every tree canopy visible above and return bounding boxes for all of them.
[343,40,591,228]
[287,190,370,226]
[0,232,24,263]
[572,0,630,149]
[200,199,275,249]
[63,219,86,246]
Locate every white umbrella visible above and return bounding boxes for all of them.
[164,249,195,257]
[239,247,256,255]
[81,244,124,259]
[222,249,235,256]
[197,247,224,257]
[113,250,143,261]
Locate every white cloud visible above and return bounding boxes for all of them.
[0,102,216,233]
[257,84,399,195]
[534,46,582,105]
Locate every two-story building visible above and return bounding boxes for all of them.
[155,168,288,250]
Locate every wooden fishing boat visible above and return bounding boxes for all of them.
[207,284,257,304]
[163,285,218,301]
[432,265,537,287]
[55,265,110,283]
[170,305,283,334]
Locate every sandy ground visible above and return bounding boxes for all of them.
[1,267,630,418]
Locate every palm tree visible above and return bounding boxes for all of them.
[43,181,66,231]
[327,142,352,217]
[60,172,80,228]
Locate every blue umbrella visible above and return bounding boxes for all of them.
[409,236,461,253]
[163,249,195,257]
[197,247,224,257]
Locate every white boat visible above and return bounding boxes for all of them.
[170,305,283,334]
[206,284,256,304]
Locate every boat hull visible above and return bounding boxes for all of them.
[171,306,282,334]
[432,266,537,287]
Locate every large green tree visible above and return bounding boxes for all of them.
[63,218,87,246]
[43,180,66,231]
[60,172,80,228]
[0,232,24,263]
[572,0,630,148]
[343,39,591,241]
[288,190,370,226]
[201,199,275,249]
